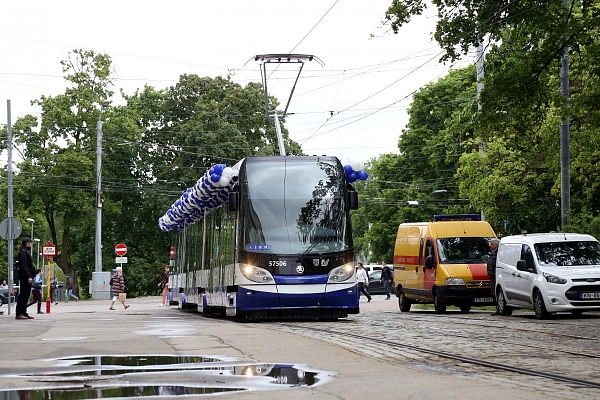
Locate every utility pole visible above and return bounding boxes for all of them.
[560,0,570,229]
[95,101,110,292]
[7,100,15,315]
[477,41,485,222]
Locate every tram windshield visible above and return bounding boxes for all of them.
[240,157,351,255]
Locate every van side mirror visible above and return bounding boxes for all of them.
[516,260,529,272]
[348,190,358,210]
[425,255,435,269]
[228,191,239,211]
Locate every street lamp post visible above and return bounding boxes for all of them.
[26,218,34,239]
[33,238,40,270]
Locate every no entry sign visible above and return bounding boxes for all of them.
[115,243,127,256]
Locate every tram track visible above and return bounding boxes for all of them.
[383,312,600,359]
[279,323,600,392]
[402,311,600,341]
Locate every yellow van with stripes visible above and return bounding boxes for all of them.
[393,214,496,313]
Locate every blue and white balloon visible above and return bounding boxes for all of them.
[158,163,238,232]
[342,158,368,183]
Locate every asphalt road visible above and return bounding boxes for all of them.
[0,295,556,400]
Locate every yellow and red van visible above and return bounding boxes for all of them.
[393,214,496,313]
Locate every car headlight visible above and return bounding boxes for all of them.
[240,265,274,283]
[328,264,355,283]
[543,272,567,284]
[445,278,465,285]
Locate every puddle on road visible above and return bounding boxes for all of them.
[2,385,239,399]
[0,355,332,399]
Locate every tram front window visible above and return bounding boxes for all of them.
[240,158,350,255]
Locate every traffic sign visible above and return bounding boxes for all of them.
[116,257,128,264]
[115,243,127,256]
[0,218,22,241]
[42,241,57,260]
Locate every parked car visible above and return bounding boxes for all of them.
[0,286,18,306]
[496,233,600,319]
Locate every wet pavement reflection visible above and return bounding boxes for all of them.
[0,355,332,399]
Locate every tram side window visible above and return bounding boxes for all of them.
[204,211,215,271]
[222,210,235,267]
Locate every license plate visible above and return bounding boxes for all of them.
[580,292,600,299]
[474,297,494,303]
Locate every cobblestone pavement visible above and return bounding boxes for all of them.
[268,296,600,400]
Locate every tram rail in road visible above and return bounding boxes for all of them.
[280,323,600,391]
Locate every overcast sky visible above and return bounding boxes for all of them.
[1,0,472,164]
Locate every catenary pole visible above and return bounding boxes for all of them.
[476,41,485,222]
[560,0,570,229]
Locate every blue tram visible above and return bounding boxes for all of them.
[159,156,361,320]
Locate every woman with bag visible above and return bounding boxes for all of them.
[26,269,44,314]
[109,266,129,310]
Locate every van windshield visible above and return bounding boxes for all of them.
[436,237,493,264]
[534,241,600,266]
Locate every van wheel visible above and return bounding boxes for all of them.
[533,290,550,320]
[496,288,513,316]
[459,305,471,313]
[433,290,446,314]
[398,290,411,312]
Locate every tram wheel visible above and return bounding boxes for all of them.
[533,290,550,320]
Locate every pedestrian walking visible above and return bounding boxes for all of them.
[356,261,372,302]
[109,266,129,310]
[381,261,393,300]
[16,237,35,320]
[158,265,170,307]
[27,269,44,314]
[65,275,79,302]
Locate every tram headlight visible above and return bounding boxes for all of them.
[240,265,274,283]
[328,263,354,283]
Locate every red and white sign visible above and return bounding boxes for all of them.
[42,241,57,259]
[169,246,175,259]
[115,243,127,256]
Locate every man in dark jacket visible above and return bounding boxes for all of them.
[16,237,35,320]
[487,239,500,300]
[380,261,394,300]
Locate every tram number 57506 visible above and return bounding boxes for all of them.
[269,261,287,267]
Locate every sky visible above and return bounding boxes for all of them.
[0,0,473,164]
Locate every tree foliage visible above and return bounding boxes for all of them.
[2,50,301,294]
[381,0,600,240]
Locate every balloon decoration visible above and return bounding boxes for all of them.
[158,163,238,232]
[341,158,368,183]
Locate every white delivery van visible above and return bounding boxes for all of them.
[496,233,600,319]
